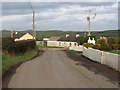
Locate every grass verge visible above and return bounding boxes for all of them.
[109,50,120,55]
[38,45,64,49]
[2,47,39,74]
[66,50,82,60]
[2,47,42,88]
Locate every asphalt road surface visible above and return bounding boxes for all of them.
[8,50,118,88]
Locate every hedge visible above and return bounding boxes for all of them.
[2,38,15,54]
[83,43,93,48]
[14,40,36,54]
[113,44,119,50]
[2,38,36,55]
[100,43,112,51]
[93,44,101,50]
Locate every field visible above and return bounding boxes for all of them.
[2,30,120,39]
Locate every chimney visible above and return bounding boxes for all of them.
[66,34,69,38]
[15,32,18,34]
[76,34,79,38]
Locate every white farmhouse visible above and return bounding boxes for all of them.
[47,34,80,47]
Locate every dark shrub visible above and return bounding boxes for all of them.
[96,39,107,45]
[107,38,114,49]
[14,40,36,54]
[93,44,101,50]
[113,44,119,50]
[79,37,85,45]
[83,43,93,48]
[2,38,15,54]
[100,43,112,51]
[2,38,36,55]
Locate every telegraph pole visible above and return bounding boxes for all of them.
[11,30,13,38]
[84,29,87,37]
[87,10,91,36]
[28,0,36,40]
[33,11,36,40]
[85,10,92,36]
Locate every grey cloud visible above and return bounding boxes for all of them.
[2,2,116,16]
[2,2,118,31]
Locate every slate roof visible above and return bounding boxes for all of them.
[58,35,80,42]
[49,36,61,41]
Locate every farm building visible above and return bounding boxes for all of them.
[13,32,35,41]
[47,34,80,47]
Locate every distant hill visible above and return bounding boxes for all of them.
[1,30,120,39]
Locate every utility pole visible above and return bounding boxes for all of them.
[85,10,92,36]
[33,11,36,40]
[28,0,36,40]
[84,29,87,37]
[11,30,13,38]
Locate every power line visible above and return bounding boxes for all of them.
[28,0,34,12]
[27,0,36,40]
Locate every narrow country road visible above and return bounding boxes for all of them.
[8,50,118,88]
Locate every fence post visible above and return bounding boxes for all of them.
[101,51,104,64]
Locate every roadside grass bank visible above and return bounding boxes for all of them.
[2,47,39,74]
[38,45,66,51]
[38,45,64,49]
[66,50,119,84]
[110,50,120,55]
[2,47,43,88]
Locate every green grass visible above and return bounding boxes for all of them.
[2,47,39,74]
[38,45,64,49]
[110,50,120,55]
[0,55,2,76]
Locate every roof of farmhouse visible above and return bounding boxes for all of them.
[58,34,80,42]
[49,36,61,41]
[13,32,33,39]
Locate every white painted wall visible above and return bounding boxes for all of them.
[69,45,83,52]
[82,47,89,58]
[82,47,120,71]
[47,40,120,71]
[102,52,119,71]
[47,41,78,47]
[47,41,60,47]
[88,48,103,63]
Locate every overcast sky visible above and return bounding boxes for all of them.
[1,0,119,31]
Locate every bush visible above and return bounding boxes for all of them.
[113,44,119,50]
[113,38,119,44]
[79,37,86,45]
[100,43,112,51]
[14,40,36,54]
[96,39,107,45]
[83,43,93,48]
[93,44,101,50]
[2,38,15,54]
[107,38,114,49]
[2,38,36,55]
